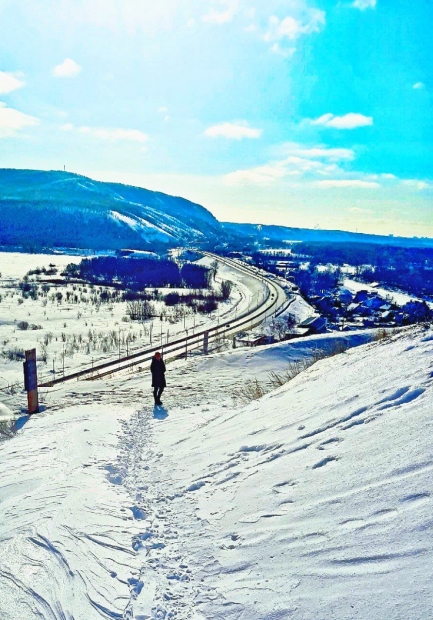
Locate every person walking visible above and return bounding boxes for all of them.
[150,351,166,405]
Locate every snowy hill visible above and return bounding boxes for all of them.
[0,325,432,618]
[0,169,223,250]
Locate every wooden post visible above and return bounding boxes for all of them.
[23,348,39,414]
[203,331,209,355]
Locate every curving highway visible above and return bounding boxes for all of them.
[38,251,291,386]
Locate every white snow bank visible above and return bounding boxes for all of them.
[195,330,374,378]
[275,292,315,323]
[153,326,433,619]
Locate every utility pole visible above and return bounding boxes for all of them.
[160,315,163,345]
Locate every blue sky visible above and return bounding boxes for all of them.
[0,0,432,237]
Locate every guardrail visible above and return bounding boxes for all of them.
[38,251,287,387]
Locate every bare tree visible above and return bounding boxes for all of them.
[126,300,154,321]
[220,280,233,300]
[210,259,218,282]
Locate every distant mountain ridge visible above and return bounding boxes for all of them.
[0,169,223,250]
[0,168,431,251]
[221,222,433,248]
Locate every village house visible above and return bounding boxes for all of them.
[236,333,274,347]
[298,315,327,335]
[354,289,369,303]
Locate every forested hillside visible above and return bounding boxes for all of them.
[0,169,223,251]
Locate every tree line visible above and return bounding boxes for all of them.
[63,256,212,290]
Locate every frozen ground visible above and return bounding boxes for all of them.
[0,324,432,619]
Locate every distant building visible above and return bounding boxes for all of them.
[236,334,274,347]
[347,302,361,314]
[285,327,310,340]
[395,313,405,325]
[338,287,354,303]
[298,316,327,335]
[316,296,334,314]
[364,296,384,310]
[380,310,394,322]
[354,290,369,303]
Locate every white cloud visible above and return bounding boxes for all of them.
[223,143,355,186]
[225,163,289,185]
[204,121,262,139]
[311,112,373,129]
[79,126,148,142]
[53,58,82,78]
[352,0,376,9]
[0,71,25,94]
[202,8,234,24]
[401,179,431,190]
[158,106,170,121]
[264,8,325,42]
[281,143,355,160]
[202,0,237,25]
[413,82,425,90]
[270,43,296,58]
[0,101,39,138]
[315,179,379,188]
[61,123,149,142]
[41,0,184,35]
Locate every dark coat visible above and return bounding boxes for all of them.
[150,357,166,387]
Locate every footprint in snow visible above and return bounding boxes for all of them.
[312,456,338,469]
[129,505,146,520]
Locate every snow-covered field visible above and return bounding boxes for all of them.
[0,251,85,280]
[1,324,432,619]
[0,252,268,392]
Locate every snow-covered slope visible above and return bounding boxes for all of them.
[0,169,223,249]
[0,326,432,619]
